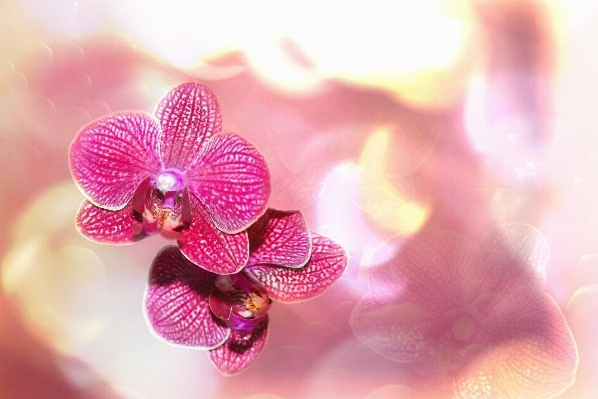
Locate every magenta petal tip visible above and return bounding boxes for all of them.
[209,317,269,376]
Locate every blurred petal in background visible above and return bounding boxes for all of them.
[2,1,598,398]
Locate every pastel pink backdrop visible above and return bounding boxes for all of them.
[1,1,597,398]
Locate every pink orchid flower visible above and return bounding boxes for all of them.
[351,224,578,398]
[144,209,348,375]
[69,82,271,274]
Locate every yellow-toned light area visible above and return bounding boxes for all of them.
[452,338,577,399]
[288,2,479,109]
[112,2,478,103]
[1,183,109,354]
[2,241,108,353]
[358,127,431,236]
[116,2,322,93]
[117,2,241,69]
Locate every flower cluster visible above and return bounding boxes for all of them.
[69,82,348,374]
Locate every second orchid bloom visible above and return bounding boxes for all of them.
[144,209,348,374]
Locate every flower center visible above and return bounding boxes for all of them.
[155,170,185,209]
[131,172,191,239]
[209,273,271,337]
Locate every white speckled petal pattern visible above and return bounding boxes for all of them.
[245,233,347,303]
[144,246,230,349]
[247,209,312,268]
[186,133,271,234]
[69,111,163,210]
[155,82,222,171]
[177,195,249,274]
[76,200,138,244]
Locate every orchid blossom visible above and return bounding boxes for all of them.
[69,82,271,274]
[351,224,578,399]
[144,209,348,374]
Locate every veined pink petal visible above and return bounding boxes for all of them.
[155,82,222,171]
[366,231,475,311]
[177,195,249,274]
[186,133,271,234]
[209,316,269,375]
[245,233,347,303]
[350,299,436,363]
[144,246,230,349]
[247,209,312,268]
[76,200,140,244]
[455,286,578,398]
[69,112,163,210]
[461,224,548,303]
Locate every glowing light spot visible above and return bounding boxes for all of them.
[1,183,109,353]
[357,128,431,236]
[285,2,478,107]
[115,2,248,70]
[110,2,477,101]
[2,241,109,354]
[464,75,491,152]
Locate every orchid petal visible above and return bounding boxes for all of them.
[366,231,474,310]
[245,233,347,303]
[350,299,435,363]
[76,200,141,244]
[454,291,577,399]
[131,176,152,215]
[462,223,549,302]
[247,209,312,268]
[144,246,230,349]
[69,112,163,210]
[155,82,222,171]
[470,286,578,398]
[181,186,192,225]
[177,195,249,274]
[209,316,269,375]
[186,133,271,234]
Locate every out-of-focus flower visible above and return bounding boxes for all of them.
[144,209,348,374]
[351,224,577,398]
[69,82,271,274]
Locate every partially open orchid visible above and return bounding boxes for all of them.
[69,82,271,274]
[144,209,348,375]
[350,224,578,398]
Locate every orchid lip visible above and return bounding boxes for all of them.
[209,273,272,337]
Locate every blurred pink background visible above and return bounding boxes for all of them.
[2,1,598,398]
